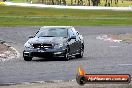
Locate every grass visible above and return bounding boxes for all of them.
[0,6,132,26]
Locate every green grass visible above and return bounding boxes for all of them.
[0,6,132,26]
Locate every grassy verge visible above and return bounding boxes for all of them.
[0,6,132,26]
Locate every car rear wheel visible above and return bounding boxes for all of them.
[24,56,32,61]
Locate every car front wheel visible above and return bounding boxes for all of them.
[63,50,70,61]
[24,56,32,61]
[76,48,84,58]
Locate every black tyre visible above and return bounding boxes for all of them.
[24,56,32,61]
[76,75,86,86]
[76,46,84,58]
[63,49,70,61]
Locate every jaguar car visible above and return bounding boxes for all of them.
[23,26,84,61]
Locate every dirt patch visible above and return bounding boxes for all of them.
[110,33,132,43]
[0,41,17,61]
[96,35,122,43]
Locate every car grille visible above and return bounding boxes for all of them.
[32,43,53,49]
[31,52,53,57]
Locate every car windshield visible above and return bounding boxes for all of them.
[36,28,68,38]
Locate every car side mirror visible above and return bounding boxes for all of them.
[70,36,76,39]
[29,36,34,38]
[68,36,76,41]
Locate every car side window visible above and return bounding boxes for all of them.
[72,29,81,41]
[68,29,75,38]
[71,28,77,35]
[76,31,80,36]
[71,28,80,37]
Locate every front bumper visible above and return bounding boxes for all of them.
[23,48,66,58]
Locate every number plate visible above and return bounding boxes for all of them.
[38,50,45,52]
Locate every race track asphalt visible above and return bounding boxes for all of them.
[0,26,132,84]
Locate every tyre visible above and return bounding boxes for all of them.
[76,75,86,85]
[24,56,32,61]
[76,47,84,58]
[63,49,70,61]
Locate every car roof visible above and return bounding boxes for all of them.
[39,26,73,31]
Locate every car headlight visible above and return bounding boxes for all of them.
[54,43,63,48]
[24,42,32,48]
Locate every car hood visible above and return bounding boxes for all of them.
[27,37,67,44]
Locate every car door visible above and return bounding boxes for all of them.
[72,29,81,53]
[76,31,82,52]
[68,29,76,54]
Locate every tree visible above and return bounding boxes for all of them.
[91,0,99,6]
[88,0,91,6]
[62,0,66,5]
[42,0,44,3]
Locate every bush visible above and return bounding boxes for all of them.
[0,2,5,5]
